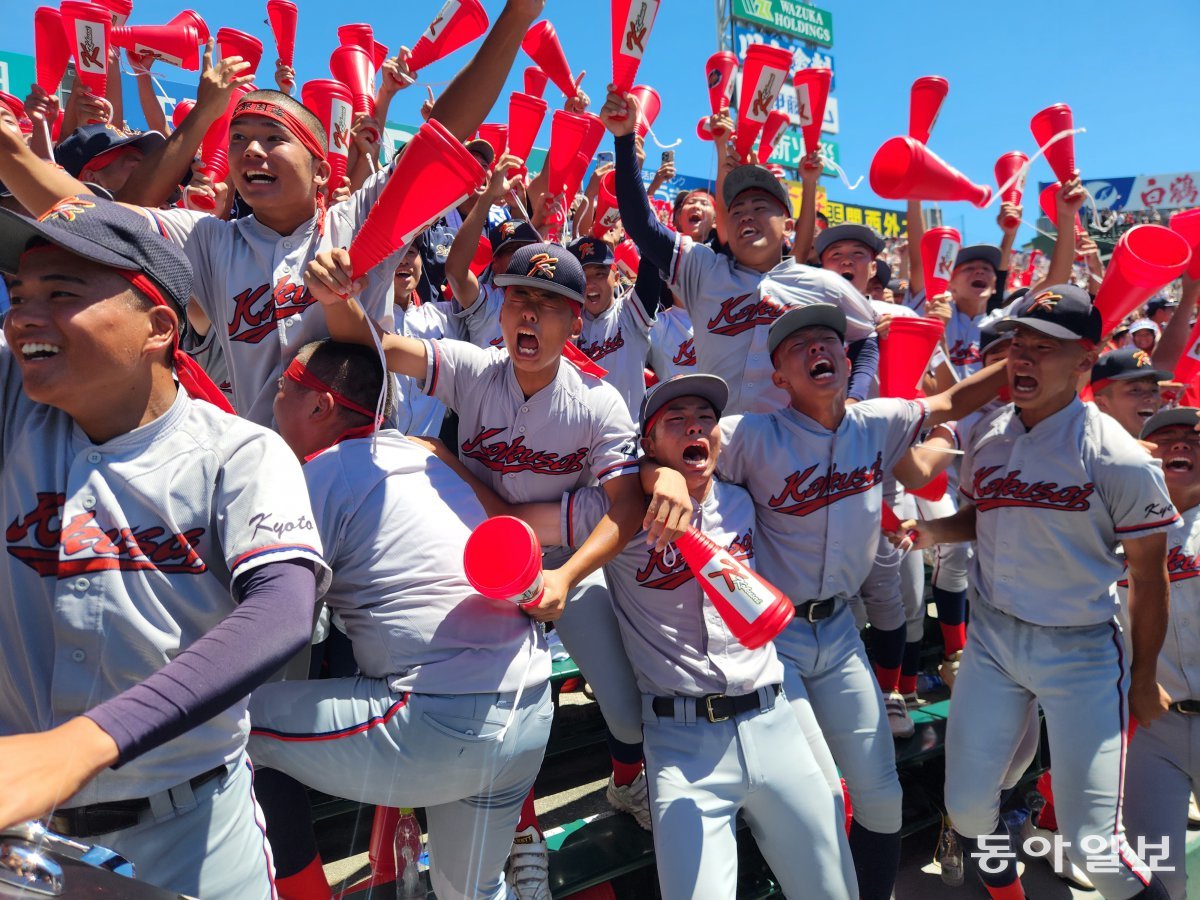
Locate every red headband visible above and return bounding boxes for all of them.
[285,356,381,461]
[232,98,327,161]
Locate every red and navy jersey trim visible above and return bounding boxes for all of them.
[250,695,410,742]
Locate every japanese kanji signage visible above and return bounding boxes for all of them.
[819,197,908,238]
[732,0,834,47]
[766,128,839,176]
[1042,173,1200,213]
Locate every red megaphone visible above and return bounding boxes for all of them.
[1038,182,1085,249]
[337,23,374,56]
[112,21,202,71]
[628,84,660,139]
[168,10,209,43]
[266,0,297,71]
[301,79,354,189]
[612,0,660,93]
[330,44,377,137]
[793,66,831,156]
[734,43,793,162]
[1094,225,1193,337]
[371,40,389,71]
[1169,208,1200,280]
[705,50,738,114]
[880,315,946,399]
[543,110,592,232]
[921,225,962,299]
[59,1,111,105]
[506,91,548,165]
[910,469,948,502]
[349,117,488,280]
[675,527,794,650]
[994,150,1028,230]
[171,98,194,130]
[757,109,790,163]
[908,76,948,145]
[565,114,606,196]
[522,21,578,99]
[523,66,548,98]
[476,123,508,166]
[1030,103,1075,184]
[1173,312,1200,385]
[869,136,993,208]
[469,233,493,277]
[35,7,71,93]
[193,83,253,211]
[592,169,620,237]
[216,27,263,79]
[407,0,489,74]
[614,237,641,276]
[94,0,130,26]
[463,516,545,608]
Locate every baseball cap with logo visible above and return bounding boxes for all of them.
[767,302,847,358]
[994,284,1102,343]
[494,242,586,308]
[488,219,540,255]
[722,164,791,214]
[1140,406,1200,441]
[54,124,166,178]
[814,223,884,260]
[1090,347,1171,389]
[639,373,729,436]
[568,235,615,269]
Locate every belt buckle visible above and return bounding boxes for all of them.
[804,601,822,623]
[704,695,730,723]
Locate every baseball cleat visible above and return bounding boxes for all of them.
[939,651,962,690]
[885,691,915,739]
[606,771,652,830]
[505,826,550,900]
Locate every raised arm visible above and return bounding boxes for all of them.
[446,154,522,310]
[1030,176,1085,295]
[791,151,823,263]
[0,117,92,215]
[906,200,926,296]
[923,359,1007,429]
[1152,274,1200,374]
[127,51,169,135]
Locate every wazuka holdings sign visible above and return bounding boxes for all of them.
[732,0,834,47]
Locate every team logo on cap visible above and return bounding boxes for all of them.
[577,240,599,260]
[527,252,558,279]
[1027,290,1062,314]
[39,197,96,223]
[1133,350,1152,368]
[501,222,519,238]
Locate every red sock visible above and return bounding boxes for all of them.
[873,663,901,693]
[898,673,918,696]
[1035,770,1058,831]
[516,787,542,837]
[940,622,967,655]
[610,757,644,787]
[983,881,1025,900]
[274,853,332,900]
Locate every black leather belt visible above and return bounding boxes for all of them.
[652,685,781,723]
[48,765,227,838]
[1170,699,1200,716]
[795,598,836,623]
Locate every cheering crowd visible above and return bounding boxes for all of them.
[1,0,1200,898]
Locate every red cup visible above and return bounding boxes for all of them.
[523,66,548,99]
[734,43,793,162]
[521,20,576,98]
[266,0,298,70]
[506,91,547,165]
[612,0,660,93]
[628,84,660,140]
[463,516,545,608]
[869,136,992,207]
[994,150,1029,229]
[921,225,962,299]
[407,0,490,74]
[171,98,194,130]
[59,1,111,104]
[614,237,640,277]
[1094,225,1193,337]
[793,66,831,156]
[35,6,72,94]
[1169,208,1200,280]
[908,76,949,145]
[301,79,354,189]
[1030,103,1075,184]
[216,27,263,79]
[879,315,946,400]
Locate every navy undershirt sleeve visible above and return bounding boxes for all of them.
[847,335,880,402]
[613,133,677,274]
[634,255,663,320]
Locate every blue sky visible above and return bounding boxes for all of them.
[9,0,1200,241]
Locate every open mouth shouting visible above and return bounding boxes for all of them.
[1011,372,1038,400]
[1164,451,1194,473]
[809,357,837,384]
[514,327,540,359]
[680,440,710,471]
[970,278,989,291]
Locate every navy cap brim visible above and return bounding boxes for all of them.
[640,374,729,432]
[768,303,847,357]
[0,205,146,277]
[1094,367,1172,386]
[1140,407,1200,441]
[955,244,1001,272]
[493,273,584,307]
[994,316,1085,342]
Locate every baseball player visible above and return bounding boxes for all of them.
[246,339,552,900]
[0,195,329,900]
[601,89,880,416]
[710,302,1007,899]
[1091,347,1171,439]
[899,285,1176,900]
[647,293,698,382]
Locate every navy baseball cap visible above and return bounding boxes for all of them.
[1141,406,1200,441]
[488,219,540,255]
[568,235,614,269]
[494,242,586,307]
[995,284,1102,343]
[1148,296,1179,315]
[54,124,166,178]
[639,373,729,435]
[0,195,192,312]
[1090,347,1171,388]
[815,223,884,259]
[768,303,847,357]
[871,258,892,287]
[722,164,790,214]
[955,244,1001,272]
[979,320,1013,355]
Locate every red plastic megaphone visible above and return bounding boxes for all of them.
[1038,182,1085,248]
[523,66,548,99]
[628,84,660,140]
[542,110,592,232]
[476,123,508,167]
[59,1,111,104]
[696,116,716,142]
[880,503,920,543]
[1173,313,1200,385]
[793,66,830,156]
[506,91,547,165]
[463,516,545,609]
[592,169,620,237]
[1030,103,1076,184]
[372,40,390,71]
[266,0,297,70]
[734,43,793,162]
[34,7,72,93]
[757,109,790,163]
[908,76,948,145]
[337,23,374,55]
[171,98,194,130]
[705,50,738,114]
[216,27,263,79]
[112,21,202,71]
[168,10,209,43]
[330,44,377,137]
[94,0,130,26]
[193,83,253,211]
[869,136,993,207]
[564,114,606,198]
[614,237,641,277]
[612,0,660,93]
[921,225,962,299]
[1094,225,1192,337]
[349,117,488,280]
[675,527,794,650]
[880,315,946,399]
[1169,208,1200,280]
[522,21,578,99]
[468,233,493,277]
[910,469,948,502]
[994,150,1028,230]
[407,0,489,74]
[301,79,354,189]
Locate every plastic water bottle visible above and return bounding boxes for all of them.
[394,808,424,899]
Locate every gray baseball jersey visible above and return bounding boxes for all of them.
[576,287,654,417]
[961,398,1177,626]
[563,481,781,697]
[146,164,398,427]
[904,289,982,380]
[0,345,329,806]
[666,236,876,414]
[716,399,929,603]
[456,279,506,350]
[302,430,550,694]
[394,298,460,437]
[647,305,697,382]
